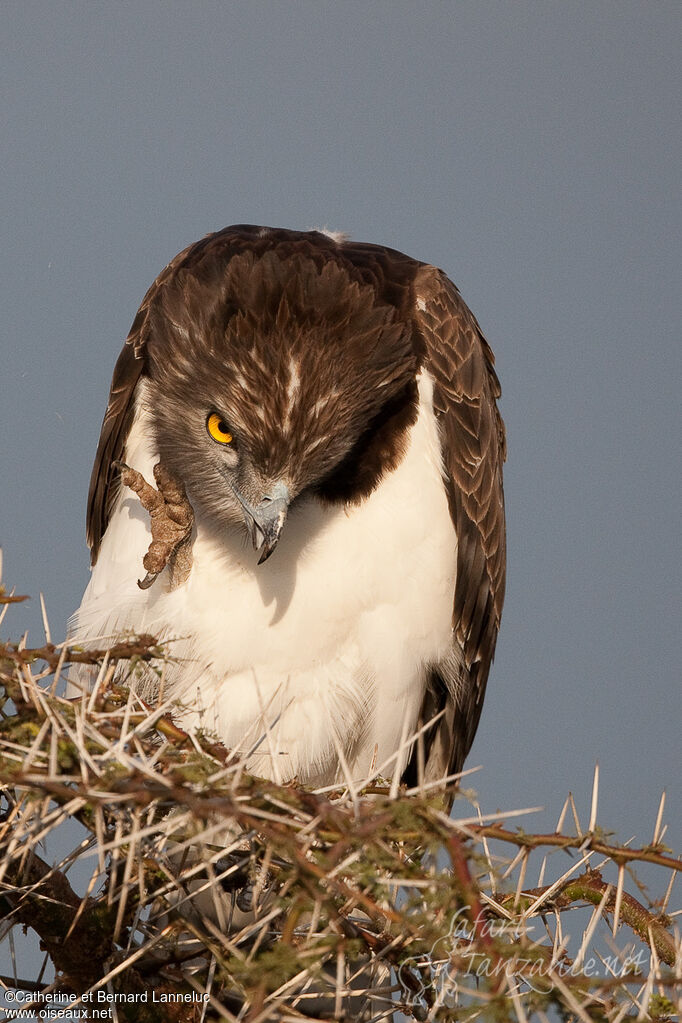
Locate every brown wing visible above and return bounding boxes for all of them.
[86,242,200,561]
[405,266,506,785]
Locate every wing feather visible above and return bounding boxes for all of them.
[86,243,198,560]
[408,266,506,782]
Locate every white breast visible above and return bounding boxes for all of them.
[70,373,457,787]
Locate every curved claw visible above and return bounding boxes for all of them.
[137,571,159,590]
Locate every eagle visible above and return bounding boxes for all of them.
[70,225,506,793]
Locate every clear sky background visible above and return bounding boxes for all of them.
[1,0,680,942]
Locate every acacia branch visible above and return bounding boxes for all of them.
[1,621,680,1022]
[515,869,678,967]
[465,821,682,873]
[2,845,115,990]
[0,637,163,672]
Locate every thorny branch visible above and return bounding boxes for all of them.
[0,632,680,1022]
[465,820,682,874]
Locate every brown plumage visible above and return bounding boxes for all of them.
[82,224,506,786]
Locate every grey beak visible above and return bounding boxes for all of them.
[232,480,290,564]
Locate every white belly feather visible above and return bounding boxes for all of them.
[70,373,457,786]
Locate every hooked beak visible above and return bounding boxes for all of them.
[231,480,290,564]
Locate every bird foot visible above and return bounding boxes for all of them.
[115,461,195,591]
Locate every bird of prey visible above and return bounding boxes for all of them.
[70,225,506,792]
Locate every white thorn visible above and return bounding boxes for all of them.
[39,592,51,645]
[652,790,666,846]
[588,761,599,832]
[612,863,625,936]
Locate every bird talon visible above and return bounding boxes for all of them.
[117,460,194,590]
[138,571,159,590]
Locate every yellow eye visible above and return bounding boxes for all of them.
[207,412,233,445]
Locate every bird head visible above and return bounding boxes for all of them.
[143,244,418,561]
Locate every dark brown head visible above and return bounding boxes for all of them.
[141,238,420,559]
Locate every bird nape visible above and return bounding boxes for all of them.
[69,224,506,795]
